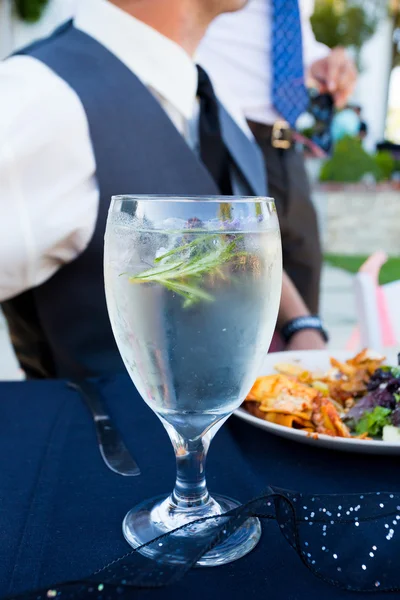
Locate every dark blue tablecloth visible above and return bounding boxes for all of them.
[1,375,399,599]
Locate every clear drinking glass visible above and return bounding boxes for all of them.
[104,196,282,566]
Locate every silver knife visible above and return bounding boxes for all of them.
[68,380,141,477]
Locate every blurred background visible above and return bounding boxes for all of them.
[0,0,399,376]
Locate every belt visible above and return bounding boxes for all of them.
[247,119,293,150]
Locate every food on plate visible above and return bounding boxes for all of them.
[243,350,400,442]
[245,374,317,431]
[245,374,351,437]
[275,349,385,408]
[346,365,400,440]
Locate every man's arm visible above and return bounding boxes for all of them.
[0,55,97,301]
[277,271,327,350]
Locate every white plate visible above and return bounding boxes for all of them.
[234,350,400,455]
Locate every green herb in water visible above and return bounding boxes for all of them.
[127,234,246,308]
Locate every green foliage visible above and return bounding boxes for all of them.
[355,406,392,437]
[311,0,380,59]
[310,0,342,48]
[319,136,381,182]
[14,0,49,22]
[324,254,400,285]
[374,151,395,181]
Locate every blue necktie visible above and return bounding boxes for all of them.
[271,0,309,127]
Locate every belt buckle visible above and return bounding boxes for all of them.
[272,119,292,149]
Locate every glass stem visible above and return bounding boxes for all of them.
[172,433,210,508]
[161,419,213,509]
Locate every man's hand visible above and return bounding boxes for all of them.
[285,329,327,351]
[308,47,357,108]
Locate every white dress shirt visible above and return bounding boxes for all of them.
[197,0,329,126]
[0,0,201,302]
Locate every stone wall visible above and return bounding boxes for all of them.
[313,184,400,256]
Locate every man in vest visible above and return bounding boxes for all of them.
[198,0,357,316]
[0,0,327,379]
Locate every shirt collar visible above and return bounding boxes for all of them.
[74,0,198,121]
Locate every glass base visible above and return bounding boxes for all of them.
[122,494,261,567]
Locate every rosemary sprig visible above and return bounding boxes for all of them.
[127,234,246,308]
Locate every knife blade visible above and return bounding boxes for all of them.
[68,380,141,477]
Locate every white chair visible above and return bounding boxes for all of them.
[348,252,400,353]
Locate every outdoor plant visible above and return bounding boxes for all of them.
[319,136,383,182]
[14,0,49,22]
[311,0,387,65]
[374,151,396,181]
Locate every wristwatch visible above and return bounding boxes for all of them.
[280,316,329,344]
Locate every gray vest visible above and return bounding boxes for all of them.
[2,21,267,379]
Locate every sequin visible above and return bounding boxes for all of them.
[370,552,374,557]
[373,545,377,551]
[333,553,338,559]
[47,592,57,599]
[97,585,104,592]
[379,503,384,508]
[362,565,367,571]
[375,582,381,587]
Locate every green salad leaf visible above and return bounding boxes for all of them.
[380,366,400,378]
[355,406,392,437]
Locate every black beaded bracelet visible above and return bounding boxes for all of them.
[280,316,329,344]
